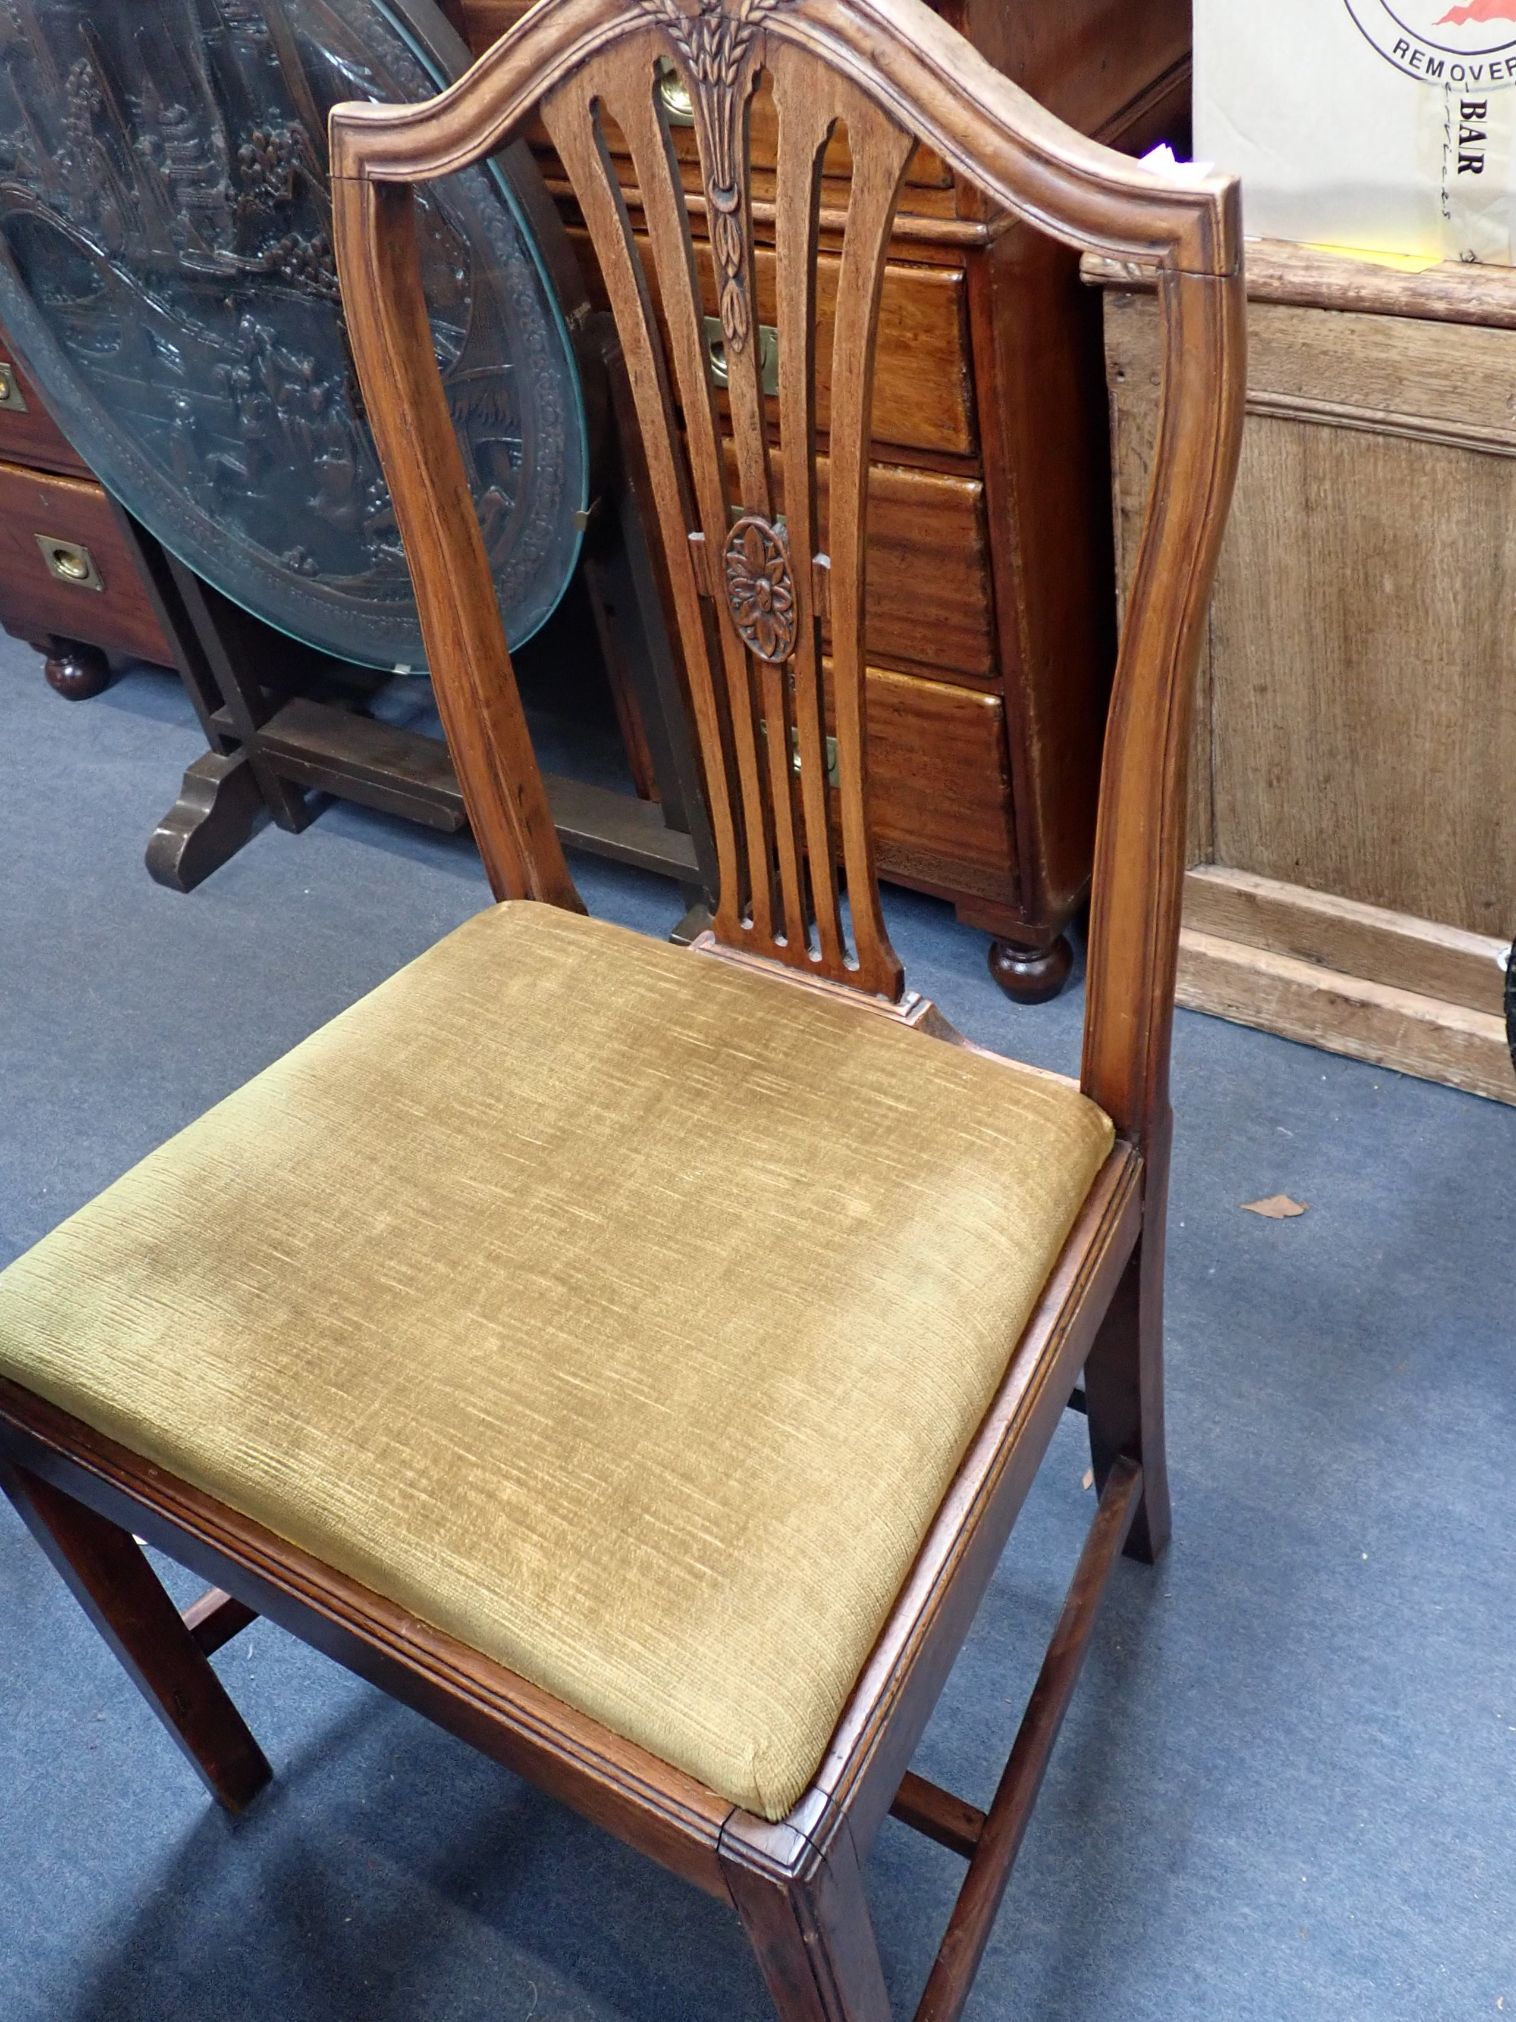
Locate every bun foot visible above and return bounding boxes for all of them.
[987,931,1074,1005]
[43,639,112,701]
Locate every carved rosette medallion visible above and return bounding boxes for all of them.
[723,512,796,662]
[643,0,792,352]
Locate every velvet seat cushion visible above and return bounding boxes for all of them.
[0,902,1113,1821]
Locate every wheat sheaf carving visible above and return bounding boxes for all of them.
[640,0,792,350]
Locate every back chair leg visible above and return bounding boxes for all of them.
[723,1819,892,2022]
[1082,1229,1172,1565]
[1,1462,272,1811]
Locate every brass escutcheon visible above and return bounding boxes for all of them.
[36,536,103,591]
[703,315,779,396]
[654,57,694,126]
[761,721,841,789]
[0,360,27,413]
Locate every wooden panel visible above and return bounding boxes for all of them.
[1099,249,1516,1102]
[1100,280,1516,938]
[1183,867,1508,1018]
[1209,417,1516,937]
[1205,234,1516,329]
[1178,928,1515,1110]
[720,446,993,678]
[1177,868,1514,1103]
[1243,294,1516,454]
[0,349,88,480]
[569,224,974,459]
[0,461,172,663]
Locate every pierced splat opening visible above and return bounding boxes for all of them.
[540,28,910,997]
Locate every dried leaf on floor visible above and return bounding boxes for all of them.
[1241,1194,1309,1220]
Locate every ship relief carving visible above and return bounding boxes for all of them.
[0,0,587,665]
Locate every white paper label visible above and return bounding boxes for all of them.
[1197,0,1516,264]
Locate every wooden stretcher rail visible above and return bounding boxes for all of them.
[911,1457,1142,2022]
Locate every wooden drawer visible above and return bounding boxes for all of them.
[829,461,992,679]
[801,664,1018,907]
[721,446,994,679]
[570,224,975,459]
[0,461,172,663]
[0,349,89,480]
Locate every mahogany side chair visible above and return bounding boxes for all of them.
[0,3,1243,2014]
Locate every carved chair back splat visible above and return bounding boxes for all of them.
[0,13,1242,2022]
[547,29,913,997]
[329,0,1243,1155]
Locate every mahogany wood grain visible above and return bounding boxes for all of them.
[0,348,90,478]
[182,1587,260,1658]
[458,0,1192,976]
[824,661,1019,907]
[888,1771,984,1859]
[771,68,842,965]
[545,40,915,991]
[720,449,994,683]
[332,0,1237,1003]
[970,221,1111,927]
[723,1814,892,2022]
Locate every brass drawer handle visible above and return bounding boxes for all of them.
[0,359,27,412]
[36,535,104,591]
[655,57,694,126]
[761,721,840,788]
[704,315,779,396]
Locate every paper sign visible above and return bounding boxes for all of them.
[1196,0,1516,263]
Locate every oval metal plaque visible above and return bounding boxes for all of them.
[0,0,590,667]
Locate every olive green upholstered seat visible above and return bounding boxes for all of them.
[0,903,1113,1820]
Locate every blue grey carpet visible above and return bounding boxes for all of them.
[1,649,1512,2021]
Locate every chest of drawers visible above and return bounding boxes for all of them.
[0,342,173,696]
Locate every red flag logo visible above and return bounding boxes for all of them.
[1436,0,1516,21]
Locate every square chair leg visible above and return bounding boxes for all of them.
[1,1462,272,1811]
[1082,1232,1172,1564]
[723,1816,891,2022]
